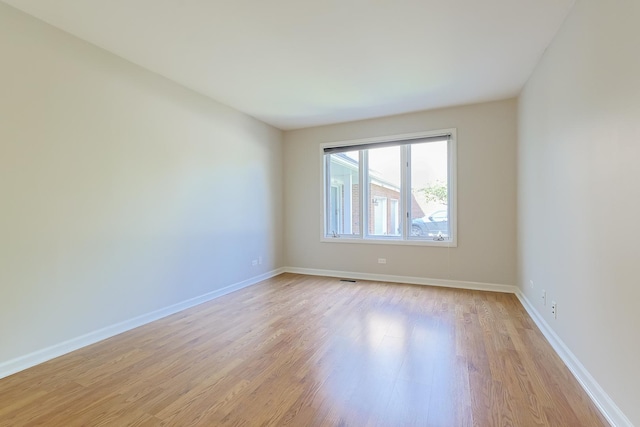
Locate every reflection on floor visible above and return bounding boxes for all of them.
[0,273,608,426]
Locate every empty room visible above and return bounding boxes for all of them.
[0,0,638,426]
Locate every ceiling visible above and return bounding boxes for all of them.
[2,0,574,130]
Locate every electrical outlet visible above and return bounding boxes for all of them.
[551,301,557,319]
[378,258,387,264]
[541,289,546,306]
[529,280,534,288]
[258,256,263,265]
[252,260,258,266]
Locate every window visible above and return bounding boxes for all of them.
[322,130,456,246]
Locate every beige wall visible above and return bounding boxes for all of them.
[518,0,639,424]
[284,99,517,286]
[9,2,636,423]
[0,4,283,365]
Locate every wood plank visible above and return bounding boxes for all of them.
[0,273,609,426]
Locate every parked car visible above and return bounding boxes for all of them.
[411,210,448,237]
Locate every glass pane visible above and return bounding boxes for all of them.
[368,146,401,236]
[327,151,360,236]
[410,141,449,239]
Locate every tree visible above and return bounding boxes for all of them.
[418,180,448,205]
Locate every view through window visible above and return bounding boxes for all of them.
[323,131,456,245]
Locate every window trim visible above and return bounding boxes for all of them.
[319,129,457,247]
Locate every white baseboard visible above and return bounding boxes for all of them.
[516,291,632,427]
[0,268,285,380]
[284,267,630,426]
[1,266,630,426]
[283,266,517,294]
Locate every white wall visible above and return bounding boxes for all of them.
[518,0,640,424]
[284,99,517,286]
[0,4,283,366]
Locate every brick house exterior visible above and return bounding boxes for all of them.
[351,184,425,235]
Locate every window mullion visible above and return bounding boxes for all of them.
[402,145,410,240]
[324,155,331,237]
[361,150,368,238]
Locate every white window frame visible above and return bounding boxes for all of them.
[320,129,457,247]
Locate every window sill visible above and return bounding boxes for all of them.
[320,236,457,248]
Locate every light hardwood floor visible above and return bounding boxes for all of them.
[0,273,608,426]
